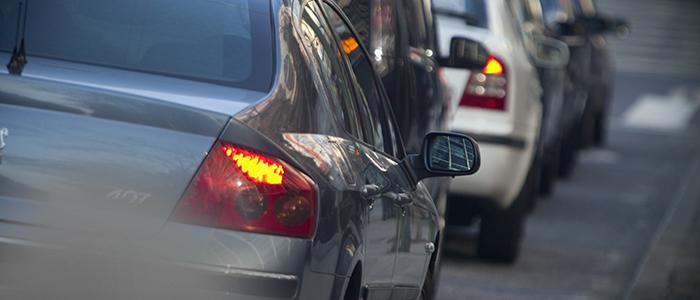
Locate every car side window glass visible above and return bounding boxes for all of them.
[402,0,429,48]
[512,0,537,54]
[299,2,364,140]
[321,2,399,157]
[338,0,397,77]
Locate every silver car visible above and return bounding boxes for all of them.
[0,0,480,299]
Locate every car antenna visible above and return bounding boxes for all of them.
[6,0,28,75]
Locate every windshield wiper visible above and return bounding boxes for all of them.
[6,0,28,75]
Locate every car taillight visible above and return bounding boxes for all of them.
[459,55,507,111]
[172,142,317,239]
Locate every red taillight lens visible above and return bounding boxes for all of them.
[172,142,317,238]
[459,55,507,111]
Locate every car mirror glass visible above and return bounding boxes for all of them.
[424,132,480,176]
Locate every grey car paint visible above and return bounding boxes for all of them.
[0,0,440,299]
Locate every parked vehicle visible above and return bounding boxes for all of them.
[572,0,628,148]
[511,0,572,195]
[433,0,566,262]
[0,0,481,299]
[539,0,628,176]
[337,0,454,228]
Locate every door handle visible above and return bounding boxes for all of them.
[361,184,381,198]
[384,192,413,206]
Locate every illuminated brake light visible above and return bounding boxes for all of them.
[341,37,359,54]
[483,56,504,75]
[172,142,317,238]
[223,145,284,185]
[459,55,507,111]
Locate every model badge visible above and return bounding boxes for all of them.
[0,128,8,150]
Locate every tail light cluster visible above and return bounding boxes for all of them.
[459,55,507,111]
[172,142,317,238]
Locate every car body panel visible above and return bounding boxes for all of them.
[0,75,229,235]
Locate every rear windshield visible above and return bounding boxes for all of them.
[540,0,567,25]
[0,0,274,92]
[433,0,488,29]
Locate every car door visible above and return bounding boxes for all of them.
[299,2,400,299]
[319,2,438,298]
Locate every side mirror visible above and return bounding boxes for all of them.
[531,36,570,69]
[552,20,584,37]
[438,37,489,69]
[609,17,630,39]
[408,132,481,181]
[584,15,630,38]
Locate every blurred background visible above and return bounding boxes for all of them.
[437,0,700,299]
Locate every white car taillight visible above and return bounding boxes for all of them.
[460,55,507,111]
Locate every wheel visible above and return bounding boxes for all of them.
[343,265,364,300]
[558,127,579,179]
[539,161,556,195]
[477,167,532,263]
[525,154,542,213]
[539,139,561,196]
[418,254,436,300]
[593,110,607,147]
[419,235,442,300]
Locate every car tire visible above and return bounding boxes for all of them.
[477,169,531,263]
[419,237,440,300]
[558,127,579,179]
[539,139,561,196]
[593,110,607,147]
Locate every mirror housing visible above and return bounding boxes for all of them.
[602,16,630,38]
[438,37,489,69]
[407,132,481,182]
[583,15,628,36]
[552,20,585,37]
[531,36,570,69]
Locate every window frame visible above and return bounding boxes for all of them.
[297,0,367,141]
[317,0,406,160]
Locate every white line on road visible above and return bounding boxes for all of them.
[622,87,700,132]
[623,150,700,299]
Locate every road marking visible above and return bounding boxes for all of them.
[622,87,700,132]
[623,154,700,299]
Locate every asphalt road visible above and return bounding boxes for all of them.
[435,1,700,299]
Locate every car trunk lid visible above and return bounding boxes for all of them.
[0,74,234,237]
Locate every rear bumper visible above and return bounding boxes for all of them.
[0,223,334,300]
[449,133,534,209]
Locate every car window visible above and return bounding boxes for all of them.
[339,0,397,77]
[299,2,365,140]
[578,0,597,16]
[402,0,429,48]
[321,2,399,157]
[433,0,489,29]
[0,0,273,92]
[540,0,571,25]
[511,0,537,54]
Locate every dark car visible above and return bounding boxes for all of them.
[539,0,595,177]
[335,0,454,220]
[511,0,572,194]
[539,0,627,177]
[0,0,480,299]
[573,0,628,148]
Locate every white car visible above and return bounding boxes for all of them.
[433,0,563,262]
